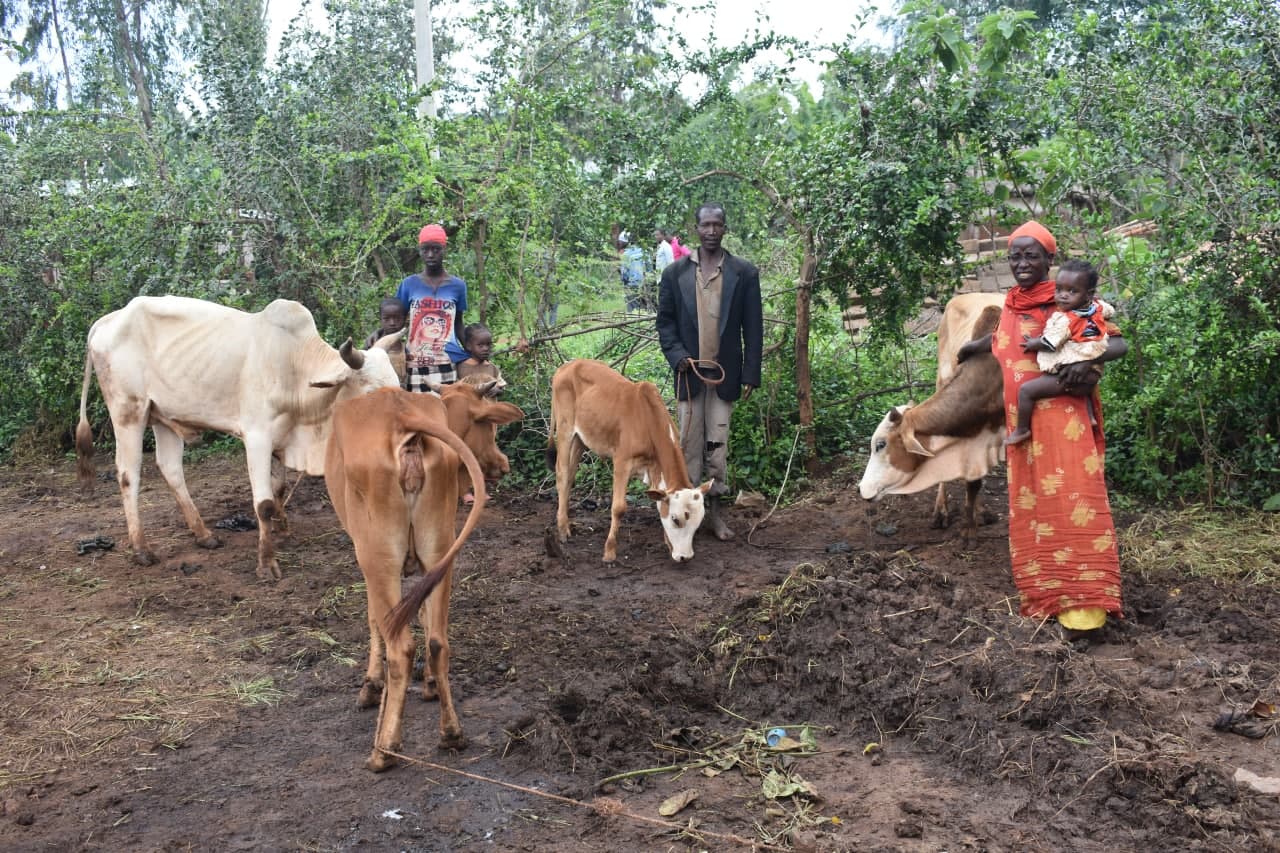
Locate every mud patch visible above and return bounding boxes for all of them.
[0,457,1277,851]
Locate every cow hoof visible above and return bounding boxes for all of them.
[438,731,467,751]
[357,680,383,709]
[133,549,159,567]
[420,679,439,702]
[255,561,282,582]
[930,513,949,530]
[365,749,398,772]
[196,535,223,550]
[544,526,564,558]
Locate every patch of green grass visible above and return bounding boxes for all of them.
[227,676,285,707]
[316,581,366,619]
[1121,506,1280,585]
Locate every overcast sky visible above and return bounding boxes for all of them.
[265,0,896,96]
[0,0,894,108]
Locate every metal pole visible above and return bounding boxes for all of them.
[414,0,437,121]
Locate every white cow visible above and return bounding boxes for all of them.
[859,293,1006,548]
[76,295,401,580]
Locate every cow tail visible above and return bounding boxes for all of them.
[76,348,96,496]
[382,417,489,638]
[544,418,557,470]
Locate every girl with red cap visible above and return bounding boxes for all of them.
[395,224,469,392]
[958,221,1129,635]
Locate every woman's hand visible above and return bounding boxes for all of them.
[1057,360,1104,394]
[956,334,992,363]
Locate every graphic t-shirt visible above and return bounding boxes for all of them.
[395,274,468,367]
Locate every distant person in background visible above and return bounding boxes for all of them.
[654,228,675,275]
[669,231,691,262]
[397,223,468,392]
[363,296,407,384]
[618,231,646,312]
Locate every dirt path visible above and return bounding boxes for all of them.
[1,453,1278,851]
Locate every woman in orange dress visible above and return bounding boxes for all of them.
[959,221,1128,632]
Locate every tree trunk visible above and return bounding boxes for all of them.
[796,242,817,468]
[471,218,488,324]
[51,0,74,105]
[113,0,154,133]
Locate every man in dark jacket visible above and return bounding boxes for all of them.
[656,202,764,540]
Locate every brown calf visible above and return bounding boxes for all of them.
[325,387,490,772]
[439,381,525,494]
[547,359,710,564]
[858,293,1006,548]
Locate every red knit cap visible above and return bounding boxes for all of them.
[418,224,448,245]
[1008,220,1056,255]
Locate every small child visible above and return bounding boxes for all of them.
[456,322,508,395]
[364,297,407,384]
[1005,260,1115,446]
[456,323,507,504]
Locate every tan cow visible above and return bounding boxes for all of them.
[76,296,402,580]
[547,359,711,564]
[858,293,1006,547]
[438,382,525,494]
[325,387,491,772]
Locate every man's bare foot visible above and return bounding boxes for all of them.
[1004,428,1031,446]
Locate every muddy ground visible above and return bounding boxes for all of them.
[0,448,1278,852]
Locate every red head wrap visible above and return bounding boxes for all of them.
[1008,220,1057,256]
[418,224,448,245]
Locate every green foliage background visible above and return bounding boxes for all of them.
[2,0,1278,507]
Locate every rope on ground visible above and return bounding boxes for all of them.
[746,424,803,546]
[379,748,788,851]
[279,469,305,513]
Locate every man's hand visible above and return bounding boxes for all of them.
[677,357,692,373]
[1021,335,1051,353]
[742,384,756,401]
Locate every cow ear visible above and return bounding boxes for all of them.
[698,480,713,495]
[646,489,665,502]
[480,402,525,426]
[372,328,405,350]
[903,433,934,458]
[309,364,350,389]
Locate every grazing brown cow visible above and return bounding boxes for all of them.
[547,359,711,564]
[858,293,1006,548]
[325,387,492,772]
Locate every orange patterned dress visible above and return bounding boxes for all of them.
[994,281,1123,626]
